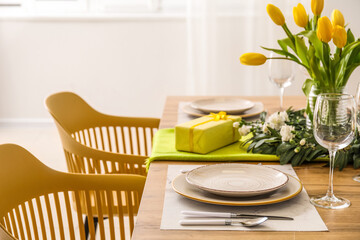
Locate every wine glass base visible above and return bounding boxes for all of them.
[310,195,350,209]
[353,175,360,183]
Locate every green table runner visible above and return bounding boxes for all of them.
[146,128,279,169]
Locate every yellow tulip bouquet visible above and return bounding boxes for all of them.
[240,0,360,121]
[237,0,360,169]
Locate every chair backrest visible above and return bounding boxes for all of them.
[45,92,160,175]
[0,144,146,240]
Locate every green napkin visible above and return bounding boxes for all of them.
[146,128,279,169]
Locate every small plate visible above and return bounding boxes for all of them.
[190,98,255,114]
[185,164,289,197]
[182,102,264,118]
[172,172,302,206]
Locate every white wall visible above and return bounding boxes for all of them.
[0,0,359,121]
[0,17,188,120]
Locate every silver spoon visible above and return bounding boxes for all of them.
[180,217,268,227]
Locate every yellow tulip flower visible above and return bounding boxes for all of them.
[317,16,333,43]
[293,3,308,28]
[267,4,285,26]
[240,53,267,66]
[332,25,347,48]
[311,0,324,16]
[331,9,345,27]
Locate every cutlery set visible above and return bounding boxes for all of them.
[179,211,293,227]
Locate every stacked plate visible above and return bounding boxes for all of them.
[172,164,303,206]
[183,98,264,118]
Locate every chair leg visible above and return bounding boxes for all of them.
[84,217,99,240]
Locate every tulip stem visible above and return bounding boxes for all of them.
[267,57,310,70]
[282,24,295,45]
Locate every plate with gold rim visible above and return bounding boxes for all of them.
[185,164,289,197]
[182,102,264,118]
[172,173,302,206]
[190,98,255,114]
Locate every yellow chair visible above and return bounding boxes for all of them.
[45,92,160,176]
[0,144,146,239]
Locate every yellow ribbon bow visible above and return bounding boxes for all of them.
[210,111,228,121]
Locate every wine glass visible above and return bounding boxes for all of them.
[311,93,356,209]
[268,53,296,110]
[353,83,360,182]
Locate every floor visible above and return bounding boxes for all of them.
[0,122,66,172]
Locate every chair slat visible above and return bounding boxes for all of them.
[95,190,105,240]
[128,127,134,155]
[107,127,112,152]
[121,127,126,154]
[28,200,39,239]
[53,192,65,240]
[143,127,148,156]
[92,128,99,149]
[20,203,32,239]
[113,127,120,153]
[64,191,76,240]
[135,127,141,155]
[74,191,86,240]
[35,197,47,239]
[44,194,56,239]
[14,207,25,240]
[9,211,18,239]
[99,127,105,151]
[106,190,115,239]
[127,191,135,236]
[4,215,12,235]
[117,190,126,240]
[84,191,96,239]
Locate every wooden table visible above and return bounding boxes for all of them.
[132,96,360,240]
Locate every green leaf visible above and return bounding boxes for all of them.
[300,148,313,165]
[302,79,314,97]
[306,148,326,162]
[322,43,330,70]
[278,37,296,53]
[261,46,300,63]
[295,36,309,67]
[276,142,295,155]
[300,30,323,62]
[292,150,307,166]
[280,149,296,164]
[353,154,360,168]
[254,139,268,148]
[308,46,323,85]
[346,29,355,46]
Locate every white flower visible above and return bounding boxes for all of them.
[238,125,251,136]
[266,111,289,130]
[280,125,295,142]
[262,123,269,134]
[279,111,289,122]
[300,139,306,146]
[233,122,240,128]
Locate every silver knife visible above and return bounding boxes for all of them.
[181,210,294,220]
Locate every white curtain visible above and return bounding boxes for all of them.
[186,0,308,96]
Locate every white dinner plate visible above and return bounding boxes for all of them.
[186,164,289,197]
[172,172,302,206]
[190,98,255,114]
[182,102,264,118]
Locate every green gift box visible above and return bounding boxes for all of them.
[175,113,241,154]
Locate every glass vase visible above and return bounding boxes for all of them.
[306,85,345,128]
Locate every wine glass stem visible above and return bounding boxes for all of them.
[326,150,336,199]
[279,87,284,110]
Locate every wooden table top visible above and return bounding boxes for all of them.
[131,96,360,240]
